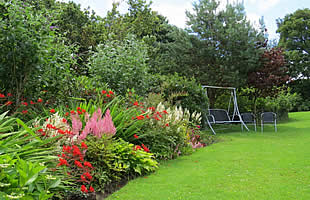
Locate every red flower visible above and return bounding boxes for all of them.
[30,100,35,105]
[77,107,81,110]
[133,101,139,106]
[77,110,83,115]
[132,117,135,120]
[101,90,107,94]
[38,129,44,132]
[50,109,56,113]
[72,146,81,156]
[133,134,139,139]
[5,101,13,106]
[57,158,69,167]
[141,144,150,152]
[74,160,83,168]
[22,102,28,106]
[135,145,142,151]
[84,161,93,169]
[70,110,76,114]
[81,185,88,193]
[136,115,144,120]
[163,110,168,114]
[82,109,86,113]
[7,93,12,97]
[146,115,150,119]
[58,129,65,134]
[62,118,67,123]
[109,91,114,95]
[154,117,160,121]
[22,110,28,114]
[106,94,111,98]
[89,186,95,193]
[62,145,71,153]
[165,123,169,127]
[81,142,88,149]
[81,175,87,182]
[83,172,92,180]
[37,98,43,103]
[65,112,69,116]
[0,94,5,98]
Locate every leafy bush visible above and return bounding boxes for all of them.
[84,136,158,193]
[149,73,208,126]
[265,87,298,120]
[88,34,151,96]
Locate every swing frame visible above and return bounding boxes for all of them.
[203,85,249,134]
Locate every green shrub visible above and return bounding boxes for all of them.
[88,34,151,96]
[84,136,158,193]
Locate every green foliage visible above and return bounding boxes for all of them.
[150,73,208,125]
[186,0,264,87]
[84,136,158,193]
[264,87,298,120]
[289,79,310,111]
[0,156,57,200]
[89,34,151,96]
[277,8,310,79]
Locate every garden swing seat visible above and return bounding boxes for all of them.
[203,86,249,135]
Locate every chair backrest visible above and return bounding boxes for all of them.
[209,109,230,122]
[261,112,276,122]
[241,113,255,123]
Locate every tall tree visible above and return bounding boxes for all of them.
[277,8,310,79]
[186,0,265,87]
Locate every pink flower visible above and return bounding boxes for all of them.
[101,109,116,136]
[71,113,82,136]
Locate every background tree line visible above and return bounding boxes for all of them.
[0,0,309,120]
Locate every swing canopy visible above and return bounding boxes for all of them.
[202,85,249,134]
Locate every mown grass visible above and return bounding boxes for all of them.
[106,112,310,200]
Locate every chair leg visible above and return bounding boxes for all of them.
[261,121,263,133]
[254,123,257,132]
[275,121,277,132]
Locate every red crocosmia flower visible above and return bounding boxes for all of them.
[0,94,5,98]
[82,109,86,113]
[135,145,142,150]
[30,100,35,105]
[50,109,56,113]
[81,142,88,149]
[70,110,76,114]
[22,110,28,114]
[136,115,144,120]
[146,115,150,119]
[81,185,88,193]
[89,186,95,193]
[62,118,67,123]
[73,147,81,156]
[133,101,139,106]
[106,94,111,98]
[65,112,69,116]
[58,129,65,134]
[81,175,87,182]
[101,90,107,94]
[62,145,71,153]
[163,110,168,114]
[84,161,93,168]
[74,160,83,168]
[5,101,13,106]
[38,129,44,132]
[77,110,83,115]
[83,172,92,180]
[154,117,160,121]
[132,117,135,120]
[133,134,139,139]
[109,91,114,95]
[57,158,69,167]
[165,123,169,127]
[141,144,150,152]
[7,93,12,97]
[77,107,81,110]
[22,102,28,106]
[37,98,43,103]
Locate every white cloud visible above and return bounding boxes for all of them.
[151,1,193,28]
[246,0,281,11]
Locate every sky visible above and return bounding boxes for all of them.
[64,0,310,40]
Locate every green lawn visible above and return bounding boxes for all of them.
[106,112,310,200]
